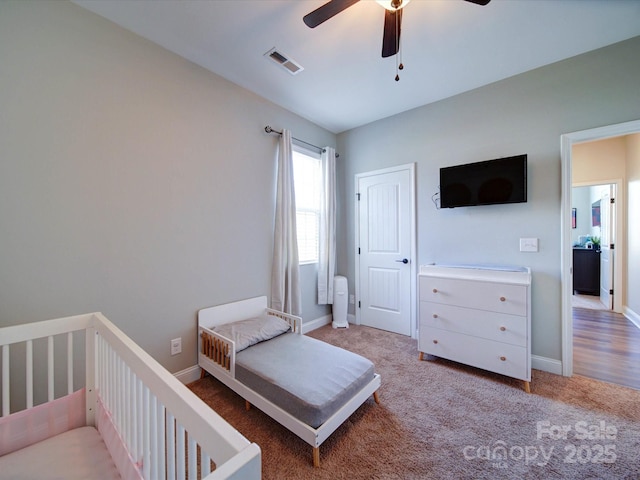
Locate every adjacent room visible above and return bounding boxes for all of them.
[2,1,639,478]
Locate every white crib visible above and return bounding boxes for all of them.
[0,312,261,479]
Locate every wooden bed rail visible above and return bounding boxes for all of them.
[265,309,301,334]
[199,308,302,379]
[200,329,233,374]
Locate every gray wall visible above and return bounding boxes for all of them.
[0,1,333,373]
[338,36,640,362]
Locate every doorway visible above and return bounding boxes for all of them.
[571,182,618,311]
[354,164,416,337]
[561,119,640,380]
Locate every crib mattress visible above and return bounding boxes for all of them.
[0,426,121,480]
[235,333,375,428]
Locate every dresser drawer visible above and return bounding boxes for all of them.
[420,301,527,347]
[419,327,529,381]
[419,276,527,316]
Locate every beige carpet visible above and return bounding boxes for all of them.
[188,324,640,479]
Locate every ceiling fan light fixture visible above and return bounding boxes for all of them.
[376,0,410,11]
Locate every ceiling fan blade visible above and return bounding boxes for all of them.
[303,0,361,28]
[381,9,402,58]
[464,0,491,5]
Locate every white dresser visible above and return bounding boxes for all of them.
[418,264,532,392]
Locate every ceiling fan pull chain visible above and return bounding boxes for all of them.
[395,8,401,81]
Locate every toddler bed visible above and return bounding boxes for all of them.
[0,312,261,480]
[197,296,381,467]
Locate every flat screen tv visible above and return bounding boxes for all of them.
[439,154,527,208]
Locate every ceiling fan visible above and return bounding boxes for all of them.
[304,0,491,78]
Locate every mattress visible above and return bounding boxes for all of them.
[235,333,375,428]
[0,426,121,480]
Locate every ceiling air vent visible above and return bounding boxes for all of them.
[264,47,304,75]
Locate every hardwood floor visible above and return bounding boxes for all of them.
[573,306,640,390]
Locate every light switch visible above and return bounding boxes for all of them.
[520,238,539,252]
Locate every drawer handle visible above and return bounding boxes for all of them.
[500,356,506,361]
[500,326,506,331]
[499,296,506,302]
[433,340,438,344]
[433,314,438,319]
[432,288,438,293]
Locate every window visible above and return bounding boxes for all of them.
[292,146,321,264]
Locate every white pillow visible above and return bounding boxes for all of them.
[213,313,292,352]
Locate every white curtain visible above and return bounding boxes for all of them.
[317,146,337,304]
[270,129,301,316]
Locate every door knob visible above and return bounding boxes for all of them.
[395,258,409,264]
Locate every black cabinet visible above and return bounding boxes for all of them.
[573,248,600,295]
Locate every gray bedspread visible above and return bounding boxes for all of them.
[235,333,375,428]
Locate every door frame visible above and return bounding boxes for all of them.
[560,119,640,376]
[354,163,417,338]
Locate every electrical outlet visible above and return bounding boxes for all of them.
[349,294,355,304]
[170,337,182,356]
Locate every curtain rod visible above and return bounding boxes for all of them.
[264,126,339,158]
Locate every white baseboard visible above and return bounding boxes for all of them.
[624,306,640,330]
[532,355,563,375]
[174,365,201,385]
[301,314,332,334]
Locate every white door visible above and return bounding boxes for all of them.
[599,185,615,309]
[356,166,414,336]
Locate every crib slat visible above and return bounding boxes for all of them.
[26,339,33,408]
[110,346,116,421]
[188,434,197,480]
[157,402,166,480]
[48,336,54,402]
[166,412,176,480]
[2,344,9,416]
[143,386,151,480]
[123,365,130,452]
[67,332,73,394]
[118,356,125,438]
[136,378,143,467]
[127,367,134,461]
[85,327,97,426]
[150,394,158,480]
[176,423,186,480]
[201,452,212,477]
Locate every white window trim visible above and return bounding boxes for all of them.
[292,144,322,265]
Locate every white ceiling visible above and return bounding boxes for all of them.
[73,0,640,134]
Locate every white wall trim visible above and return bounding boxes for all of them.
[624,306,640,330]
[174,365,202,385]
[302,314,332,334]
[532,355,563,376]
